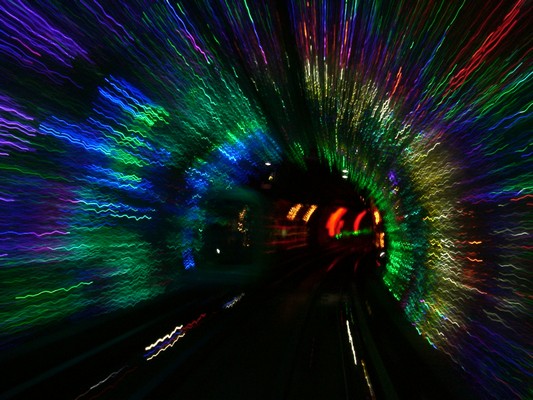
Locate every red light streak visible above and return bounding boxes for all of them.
[326,207,347,237]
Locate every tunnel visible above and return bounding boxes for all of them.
[0,1,531,399]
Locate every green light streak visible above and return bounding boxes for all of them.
[16,281,93,300]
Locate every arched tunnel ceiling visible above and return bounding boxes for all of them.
[0,1,530,398]
[262,159,366,207]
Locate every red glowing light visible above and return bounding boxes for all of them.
[326,207,348,237]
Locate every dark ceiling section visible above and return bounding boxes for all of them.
[267,159,366,209]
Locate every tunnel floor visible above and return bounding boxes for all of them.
[3,246,478,400]
[123,250,370,400]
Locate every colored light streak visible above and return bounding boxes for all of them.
[373,210,381,225]
[223,293,245,309]
[75,365,132,400]
[144,313,207,361]
[0,1,529,398]
[15,281,93,300]
[286,203,303,221]
[378,232,385,249]
[326,207,348,237]
[302,205,318,223]
[353,210,368,232]
[335,228,372,240]
[345,320,357,365]
[361,360,376,399]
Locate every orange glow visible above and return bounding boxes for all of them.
[326,207,348,237]
[379,232,385,248]
[302,205,318,223]
[286,203,303,221]
[373,209,381,225]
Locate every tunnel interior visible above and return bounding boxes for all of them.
[0,1,531,399]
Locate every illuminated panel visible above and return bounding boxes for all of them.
[302,205,318,223]
[373,210,381,225]
[286,204,303,221]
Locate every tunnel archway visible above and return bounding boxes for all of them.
[0,1,530,399]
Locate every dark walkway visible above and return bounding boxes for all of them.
[2,247,477,399]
